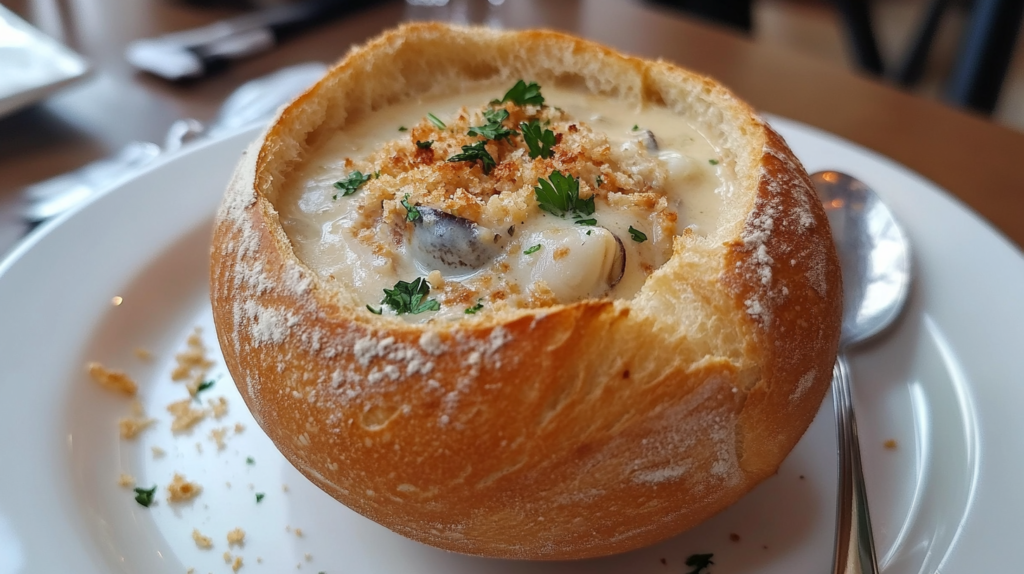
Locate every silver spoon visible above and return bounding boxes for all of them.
[21,61,327,223]
[812,171,911,574]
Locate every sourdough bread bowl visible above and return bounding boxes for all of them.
[210,22,842,559]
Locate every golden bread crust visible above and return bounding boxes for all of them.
[210,22,841,559]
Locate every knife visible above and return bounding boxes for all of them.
[125,0,375,81]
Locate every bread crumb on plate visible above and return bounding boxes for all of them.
[117,473,135,487]
[227,527,245,547]
[86,362,137,395]
[192,528,213,549]
[167,473,202,502]
[167,398,206,432]
[232,555,243,572]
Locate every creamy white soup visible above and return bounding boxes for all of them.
[278,83,726,321]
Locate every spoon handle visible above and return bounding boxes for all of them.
[831,354,880,574]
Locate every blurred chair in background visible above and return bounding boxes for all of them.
[649,0,1023,116]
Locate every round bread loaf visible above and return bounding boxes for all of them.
[210,22,841,560]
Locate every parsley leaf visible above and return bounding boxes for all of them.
[256,492,265,503]
[501,80,545,106]
[398,126,408,132]
[447,141,496,174]
[416,140,433,149]
[524,244,542,255]
[596,175,603,187]
[427,113,446,130]
[246,457,255,464]
[469,108,517,142]
[134,485,157,507]
[708,158,719,165]
[381,278,441,315]
[574,218,597,226]
[632,124,639,131]
[520,120,556,159]
[401,194,421,222]
[366,304,382,315]
[193,379,214,401]
[465,300,484,314]
[628,226,648,242]
[534,170,595,220]
[332,170,371,199]
[685,553,714,574]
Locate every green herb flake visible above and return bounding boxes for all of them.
[374,170,381,179]
[574,218,597,226]
[596,175,603,187]
[628,226,648,243]
[134,485,157,507]
[366,304,383,315]
[468,108,517,142]
[401,194,421,222]
[381,277,441,315]
[685,553,714,574]
[501,80,544,106]
[416,140,434,149]
[256,492,265,503]
[447,141,497,174]
[520,120,557,160]
[534,170,595,220]
[398,126,408,132]
[524,244,542,255]
[632,124,639,131]
[332,170,372,199]
[246,456,255,465]
[427,112,446,130]
[193,379,214,402]
[464,300,484,314]
[708,159,719,165]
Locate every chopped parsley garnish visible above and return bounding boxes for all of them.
[501,80,544,106]
[401,194,421,222]
[628,226,648,242]
[398,126,408,132]
[574,218,597,226]
[373,170,381,179]
[332,170,371,199]
[596,175,603,187]
[447,141,496,174]
[427,112,446,130]
[520,120,556,159]
[469,108,517,142]
[193,379,215,401]
[465,300,484,314]
[134,485,157,507]
[709,158,719,165]
[416,140,433,149]
[685,553,714,574]
[256,492,265,503]
[534,170,595,222]
[246,457,255,465]
[366,304,382,315]
[381,278,440,315]
[524,244,542,255]
[632,124,639,131]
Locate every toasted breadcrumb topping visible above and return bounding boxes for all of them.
[192,528,213,549]
[172,327,215,394]
[87,362,137,395]
[227,527,246,546]
[232,556,243,572]
[117,473,135,487]
[134,347,153,361]
[167,473,202,502]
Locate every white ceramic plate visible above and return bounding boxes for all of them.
[1,117,1022,574]
[0,4,90,119]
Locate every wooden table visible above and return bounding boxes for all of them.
[3,0,1024,256]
